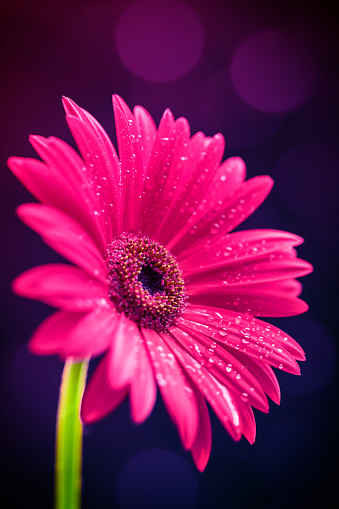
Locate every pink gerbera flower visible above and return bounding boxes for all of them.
[9,96,312,471]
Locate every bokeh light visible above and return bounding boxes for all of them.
[115,0,204,82]
[230,28,316,112]
[116,449,199,509]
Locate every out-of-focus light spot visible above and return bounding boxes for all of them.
[230,28,316,112]
[199,68,283,149]
[116,449,199,509]
[277,317,337,395]
[115,0,204,82]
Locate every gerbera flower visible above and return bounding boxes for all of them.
[9,96,312,471]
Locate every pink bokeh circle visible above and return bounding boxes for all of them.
[230,28,316,112]
[115,0,204,82]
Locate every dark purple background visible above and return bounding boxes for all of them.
[1,1,338,508]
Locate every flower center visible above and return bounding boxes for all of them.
[105,233,187,332]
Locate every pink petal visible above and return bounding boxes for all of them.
[186,257,312,290]
[266,279,303,297]
[129,331,157,424]
[183,305,305,362]
[189,303,301,373]
[171,176,273,258]
[144,116,191,237]
[158,133,225,248]
[8,154,106,254]
[113,95,144,232]
[138,109,176,231]
[188,283,309,317]
[165,157,246,249]
[13,264,110,312]
[234,398,256,444]
[133,105,157,167]
[142,328,199,450]
[203,156,246,203]
[17,203,107,283]
[81,354,128,424]
[29,308,117,359]
[170,324,269,412]
[65,114,121,240]
[162,332,242,441]
[106,314,141,389]
[190,389,212,472]
[62,98,122,221]
[29,135,109,245]
[225,349,281,404]
[179,229,303,268]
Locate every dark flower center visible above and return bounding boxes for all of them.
[105,233,187,332]
[137,263,165,296]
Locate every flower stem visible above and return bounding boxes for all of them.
[55,359,89,509]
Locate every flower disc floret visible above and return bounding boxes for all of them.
[105,233,187,331]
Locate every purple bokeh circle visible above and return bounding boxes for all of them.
[115,0,204,82]
[231,28,316,112]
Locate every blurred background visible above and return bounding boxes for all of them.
[1,0,338,508]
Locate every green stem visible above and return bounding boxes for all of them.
[55,359,89,509]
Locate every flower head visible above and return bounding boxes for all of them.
[9,95,312,470]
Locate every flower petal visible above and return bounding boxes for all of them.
[17,203,107,283]
[156,133,225,247]
[29,308,117,359]
[225,349,281,404]
[62,98,121,214]
[113,95,144,232]
[138,108,176,231]
[166,157,246,249]
[170,176,273,258]
[29,135,109,248]
[203,156,246,203]
[169,324,269,412]
[189,283,309,317]
[186,257,312,290]
[129,331,157,424]
[8,154,105,254]
[234,398,256,444]
[180,229,304,268]
[190,389,212,472]
[183,305,305,362]
[161,332,242,441]
[13,264,110,312]
[144,117,191,238]
[133,105,157,167]
[107,314,141,389]
[81,354,128,424]
[65,113,121,240]
[142,328,199,450]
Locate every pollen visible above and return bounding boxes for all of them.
[105,233,187,331]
